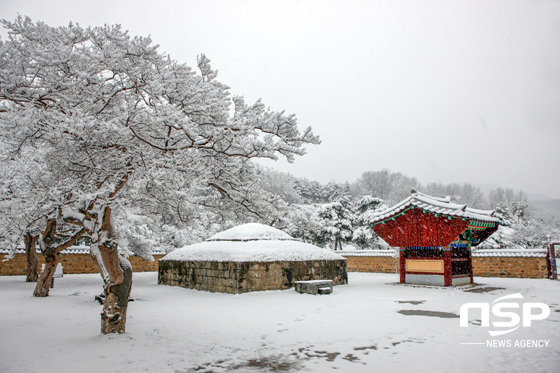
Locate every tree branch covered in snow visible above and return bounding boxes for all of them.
[0,16,320,255]
[0,16,320,332]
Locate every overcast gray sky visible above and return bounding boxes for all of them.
[2,0,559,199]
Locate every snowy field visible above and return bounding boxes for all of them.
[1,272,559,373]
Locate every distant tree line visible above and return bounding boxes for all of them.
[255,167,559,251]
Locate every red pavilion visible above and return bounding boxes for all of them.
[371,190,501,286]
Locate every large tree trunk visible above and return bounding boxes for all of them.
[33,219,58,297]
[100,255,132,334]
[33,218,85,297]
[92,206,133,334]
[24,232,39,282]
[34,251,60,296]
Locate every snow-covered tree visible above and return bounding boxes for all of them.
[0,17,319,334]
[293,179,326,203]
[255,167,302,205]
[480,192,559,250]
[317,199,354,250]
[293,179,350,204]
[121,157,292,253]
[0,143,87,286]
[351,195,389,250]
[488,188,527,210]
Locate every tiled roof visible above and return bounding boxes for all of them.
[371,190,501,225]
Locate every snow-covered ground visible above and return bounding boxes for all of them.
[1,272,559,373]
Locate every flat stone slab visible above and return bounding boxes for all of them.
[294,280,333,295]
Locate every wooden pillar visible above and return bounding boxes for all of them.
[547,243,558,280]
[399,248,406,283]
[467,246,474,283]
[443,248,452,286]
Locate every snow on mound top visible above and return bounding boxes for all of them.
[207,223,294,242]
[162,223,345,262]
[160,240,345,262]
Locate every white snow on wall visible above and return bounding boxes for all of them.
[340,250,398,258]
[472,248,547,257]
[0,246,167,256]
[337,248,548,258]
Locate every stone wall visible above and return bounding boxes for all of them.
[0,249,165,276]
[472,249,548,279]
[343,252,399,273]
[158,259,348,294]
[341,249,550,279]
[3,248,551,280]
[472,257,547,278]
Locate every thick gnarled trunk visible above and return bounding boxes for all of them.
[33,252,60,296]
[92,206,133,334]
[100,255,133,334]
[33,219,58,297]
[33,218,85,297]
[24,232,39,282]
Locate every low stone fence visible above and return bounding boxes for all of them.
[340,248,550,279]
[2,247,551,280]
[341,250,399,274]
[0,246,165,276]
[472,249,548,279]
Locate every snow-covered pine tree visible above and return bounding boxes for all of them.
[317,199,355,250]
[0,144,87,289]
[255,167,302,205]
[271,204,323,245]
[351,195,388,250]
[117,157,292,254]
[0,17,319,334]
[480,190,559,250]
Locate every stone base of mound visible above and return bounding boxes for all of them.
[158,259,348,294]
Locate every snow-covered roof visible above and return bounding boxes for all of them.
[207,223,294,241]
[162,223,345,262]
[370,190,501,225]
